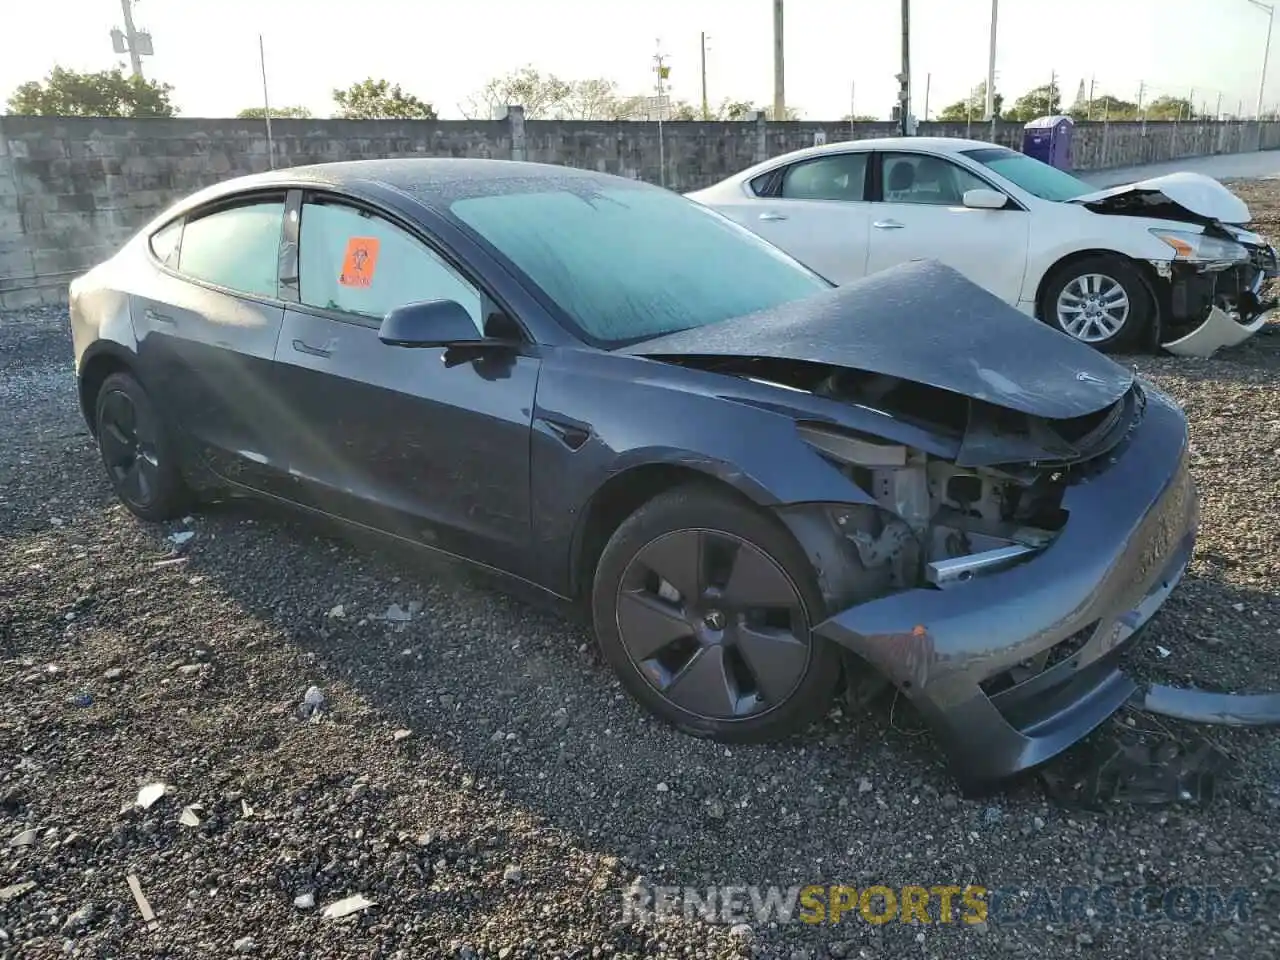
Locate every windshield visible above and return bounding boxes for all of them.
[448,185,830,345]
[961,147,1095,202]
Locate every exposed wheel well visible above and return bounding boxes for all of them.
[1034,249,1164,322]
[570,463,762,602]
[78,353,133,436]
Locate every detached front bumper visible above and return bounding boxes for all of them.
[1160,241,1280,358]
[812,389,1199,783]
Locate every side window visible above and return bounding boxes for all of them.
[149,218,182,269]
[298,199,482,329]
[881,153,994,206]
[177,199,284,298]
[779,154,868,201]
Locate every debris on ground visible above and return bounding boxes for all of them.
[297,684,328,721]
[125,874,158,932]
[167,531,195,546]
[134,782,167,810]
[321,893,376,920]
[1041,730,1237,808]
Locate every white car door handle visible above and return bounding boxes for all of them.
[873,219,905,229]
[758,211,788,221]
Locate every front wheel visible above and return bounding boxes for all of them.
[590,483,842,743]
[1041,255,1152,352]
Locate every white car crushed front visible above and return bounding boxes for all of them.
[687,138,1279,357]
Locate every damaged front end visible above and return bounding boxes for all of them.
[623,262,1280,781]
[1151,224,1279,357]
[1073,174,1280,357]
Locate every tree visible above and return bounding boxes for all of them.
[237,105,312,119]
[1005,83,1062,121]
[1067,93,1138,121]
[1145,95,1200,120]
[840,114,881,122]
[7,65,175,117]
[937,80,1002,121]
[332,78,436,119]
[462,66,573,119]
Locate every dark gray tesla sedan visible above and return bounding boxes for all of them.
[69,158,1199,785]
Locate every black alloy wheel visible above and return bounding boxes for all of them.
[617,528,810,720]
[592,484,842,742]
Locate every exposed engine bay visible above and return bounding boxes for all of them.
[685,356,1146,593]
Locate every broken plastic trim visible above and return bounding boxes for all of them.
[1161,304,1274,358]
[1131,683,1280,726]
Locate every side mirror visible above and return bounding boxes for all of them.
[962,188,1009,210]
[379,299,482,348]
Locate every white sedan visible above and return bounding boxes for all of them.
[687,137,1279,356]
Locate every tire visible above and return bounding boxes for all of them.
[94,371,190,522]
[591,482,842,743]
[1041,255,1152,352]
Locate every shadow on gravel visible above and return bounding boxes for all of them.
[148,496,1280,843]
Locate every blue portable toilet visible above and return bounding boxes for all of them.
[1022,115,1074,170]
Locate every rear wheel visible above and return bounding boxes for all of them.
[591,483,842,743]
[94,371,190,522]
[1041,255,1152,352]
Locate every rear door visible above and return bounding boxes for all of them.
[129,192,290,488]
[269,192,540,573]
[863,151,1031,302]
[710,152,872,284]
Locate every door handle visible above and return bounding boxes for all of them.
[872,220,905,230]
[758,211,788,222]
[291,338,335,359]
[144,307,175,324]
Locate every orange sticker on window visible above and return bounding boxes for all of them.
[339,237,380,288]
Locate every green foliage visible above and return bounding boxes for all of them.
[7,65,175,117]
[937,81,1002,122]
[237,105,312,119]
[332,78,436,119]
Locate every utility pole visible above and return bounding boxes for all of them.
[654,41,669,187]
[984,0,998,120]
[1216,91,1223,120]
[120,0,142,77]
[923,72,931,121]
[700,32,710,120]
[850,81,856,138]
[772,0,785,120]
[259,34,274,170]
[1248,0,1275,119]
[1048,69,1057,114]
[898,0,911,135]
[111,0,153,79]
[1188,87,1195,120]
[1087,74,1095,120]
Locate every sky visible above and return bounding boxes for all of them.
[0,0,1275,120]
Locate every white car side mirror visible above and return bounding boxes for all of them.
[963,188,1009,210]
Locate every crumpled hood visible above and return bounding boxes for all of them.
[622,260,1134,421]
[1069,171,1251,225]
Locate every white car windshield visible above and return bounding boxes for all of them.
[449,185,830,346]
[961,147,1094,202]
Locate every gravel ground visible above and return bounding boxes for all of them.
[3,185,1280,959]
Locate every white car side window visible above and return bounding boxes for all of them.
[882,153,992,206]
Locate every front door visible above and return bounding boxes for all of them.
[864,151,1031,303]
[269,193,540,575]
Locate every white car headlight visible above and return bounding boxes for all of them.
[1149,228,1249,263]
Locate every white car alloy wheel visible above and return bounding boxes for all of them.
[1055,273,1131,343]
